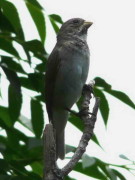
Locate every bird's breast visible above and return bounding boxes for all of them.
[53,42,90,109]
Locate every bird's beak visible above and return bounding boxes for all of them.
[83,21,93,29]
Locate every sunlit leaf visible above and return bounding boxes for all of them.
[31,99,44,138]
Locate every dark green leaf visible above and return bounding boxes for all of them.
[25,0,43,10]
[0,175,11,180]
[94,77,112,90]
[0,0,24,39]
[49,14,63,24]
[26,3,46,43]
[94,88,109,125]
[1,56,25,74]
[28,73,45,93]
[20,77,34,91]
[112,169,126,180]
[8,84,22,123]
[0,10,15,33]
[105,89,135,109]
[0,159,9,172]
[0,107,12,127]
[36,61,47,73]
[0,38,20,57]
[31,99,44,138]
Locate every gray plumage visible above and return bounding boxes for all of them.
[45,18,92,159]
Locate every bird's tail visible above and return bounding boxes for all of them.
[56,131,65,160]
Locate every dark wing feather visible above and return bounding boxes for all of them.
[45,46,61,122]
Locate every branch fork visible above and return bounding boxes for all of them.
[43,82,100,180]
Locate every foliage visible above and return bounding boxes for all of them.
[0,0,135,179]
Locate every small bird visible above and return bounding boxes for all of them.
[45,18,92,159]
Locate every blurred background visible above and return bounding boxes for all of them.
[0,0,135,179]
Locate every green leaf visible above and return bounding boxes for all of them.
[95,77,135,109]
[94,77,112,90]
[20,77,34,91]
[0,159,9,172]
[28,73,45,93]
[25,0,43,10]
[0,38,20,58]
[26,3,46,43]
[106,89,135,109]
[0,0,24,39]
[31,99,44,138]
[49,16,60,34]
[31,162,43,176]
[94,88,109,125]
[74,162,107,180]
[1,56,25,74]
[23,39,47,60]
[0,107,12,127]
[112,169,126,180]
[49,14,63,24]
[8,84,22,123]
[0,10,15,33]
[0,175,11,180]
[1,65,21,94]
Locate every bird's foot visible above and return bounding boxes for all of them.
[78,108,96,117]
[66,107,95,117]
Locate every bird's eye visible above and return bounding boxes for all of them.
[73,19,79,24]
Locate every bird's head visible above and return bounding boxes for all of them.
[57,18,93,41]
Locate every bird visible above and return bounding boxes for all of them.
[45,18,92,160]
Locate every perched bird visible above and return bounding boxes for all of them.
[45,18,92,159]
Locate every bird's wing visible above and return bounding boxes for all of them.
[45,46,61,122]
